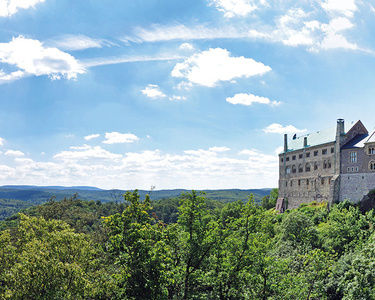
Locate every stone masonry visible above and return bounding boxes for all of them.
[276,119,375,212]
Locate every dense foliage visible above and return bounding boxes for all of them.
[1,190,375,299]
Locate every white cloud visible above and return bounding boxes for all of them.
[318,17,357,50]
[0,0,45,17]
[321,0,357,17]
[208,0,263,18]
[0,137,4,146]
[169,95,186,101]
[54,145,122,161]
[48,34,114,51]
[84,134,100,141]
[171,48,271,87]
[209,146,231,152]
[226,93,281,106]
[0,144,279,189]
[5,149,25,157]
[103,132,139,144]
[0,36,85,82]
[179,43,194,51]
[263,123,307,134]
[141,84,166,98]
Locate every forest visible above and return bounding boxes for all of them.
[1,189,375,299]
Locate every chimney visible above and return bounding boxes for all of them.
[304,136,308,147]
[336,119,345,145]
[284,134,288,153]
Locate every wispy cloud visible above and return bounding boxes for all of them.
[47,34,116,51]
[81,54,183,68]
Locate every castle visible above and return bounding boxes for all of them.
[276,119,375,212]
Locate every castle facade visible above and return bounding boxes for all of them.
[276,119,375,212]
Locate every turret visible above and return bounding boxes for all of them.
[336,119,345,146]
[284,134,288,153]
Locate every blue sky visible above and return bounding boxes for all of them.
[0,0,375,189]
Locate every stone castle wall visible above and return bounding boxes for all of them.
[278,142,337,209]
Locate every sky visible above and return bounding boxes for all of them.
[0,0,375,190]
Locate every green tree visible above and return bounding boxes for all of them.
[103,190,172,299]
[1,214,98,300]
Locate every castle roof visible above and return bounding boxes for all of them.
[341,134,369,149]
[286,126,336,152]
[366,131,375,144]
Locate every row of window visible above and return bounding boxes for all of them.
[281,147,334,162]
[345,161,375,172]
[285,177,331,187]
[285,160,332,175]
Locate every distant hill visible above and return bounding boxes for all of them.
[0,185,272,220]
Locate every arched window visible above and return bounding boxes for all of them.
[369,161,375,171]
[305,163,311,172]
[298,164,303,173]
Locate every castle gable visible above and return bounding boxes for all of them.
[342,120,368,148]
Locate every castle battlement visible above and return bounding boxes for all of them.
[276,119,375,212]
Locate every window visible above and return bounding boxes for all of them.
[299,154,303,159]
[290,180,293,187]
[327,160,331,168]
[306,152,310,158]
[321,178,324,185]
[331,147,334,153]
[286,157,290,162]
[281,157,284,162]
[314,150,318,156]
[314,162,318,170]
[355,167,359,172]
[285,181,288,187]
[369,161,375,171]
[292,155,296,160]
[369,147,375,155]
[306,179,309,186]
[285,166,291,174]
[322,149,327,155]
[292,165,296,173]
[323,160,327,169]
[305,163,311,172]
[347,167,350,172]
[350,151,357,163]
[298,164,303,173]
[298,179,301,186]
